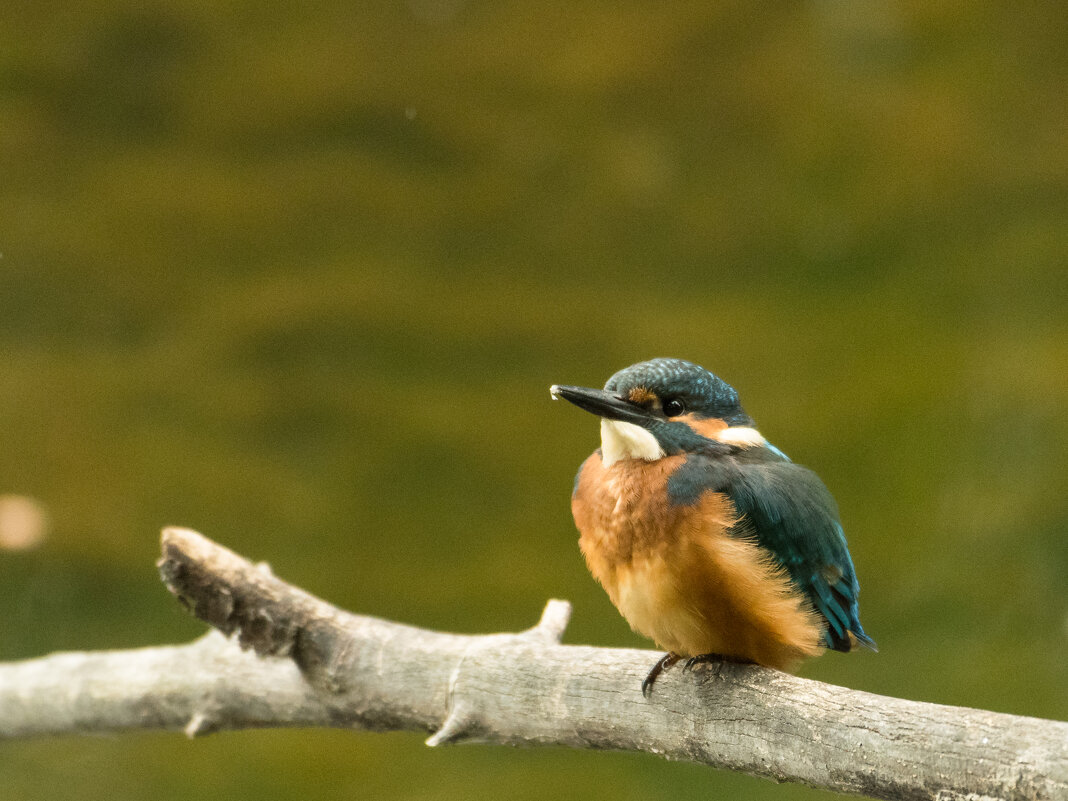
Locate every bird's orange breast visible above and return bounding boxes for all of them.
[572,452,824,671]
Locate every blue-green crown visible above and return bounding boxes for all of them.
[604,358,750,425]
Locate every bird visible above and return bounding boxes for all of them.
[550,358,876,696]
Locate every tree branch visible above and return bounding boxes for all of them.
[0,527,1064,801]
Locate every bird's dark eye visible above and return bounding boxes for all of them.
[662,398,685,417]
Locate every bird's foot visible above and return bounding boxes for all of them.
[682,652,755,673]
[641,652,681,698]
[682,652,726,673]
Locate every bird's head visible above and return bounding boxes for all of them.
[552,358,766,465]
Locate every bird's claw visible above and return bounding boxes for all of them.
[641,652,681,698]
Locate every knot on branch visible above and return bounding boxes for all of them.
[426,599,574,747]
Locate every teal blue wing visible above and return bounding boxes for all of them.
[728,460,876,651]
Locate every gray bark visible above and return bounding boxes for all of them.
[0,527,1063,801]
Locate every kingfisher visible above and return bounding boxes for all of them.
[551,358,876,696]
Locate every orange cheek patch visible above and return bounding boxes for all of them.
[680,414,728,439]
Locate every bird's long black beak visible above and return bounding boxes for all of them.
[550,384,652,427]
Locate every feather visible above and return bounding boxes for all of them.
[667,451,876,653]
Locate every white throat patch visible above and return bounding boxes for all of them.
[600,419,665,466]
[715,426,767,447]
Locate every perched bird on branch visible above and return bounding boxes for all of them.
[551,358,876,696]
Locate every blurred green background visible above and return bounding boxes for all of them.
[1,1,1065,799]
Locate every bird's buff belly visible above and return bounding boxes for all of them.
[585,530,823,669]
[610,553,733,657]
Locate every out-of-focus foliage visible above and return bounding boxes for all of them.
[0,2,1065,799]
